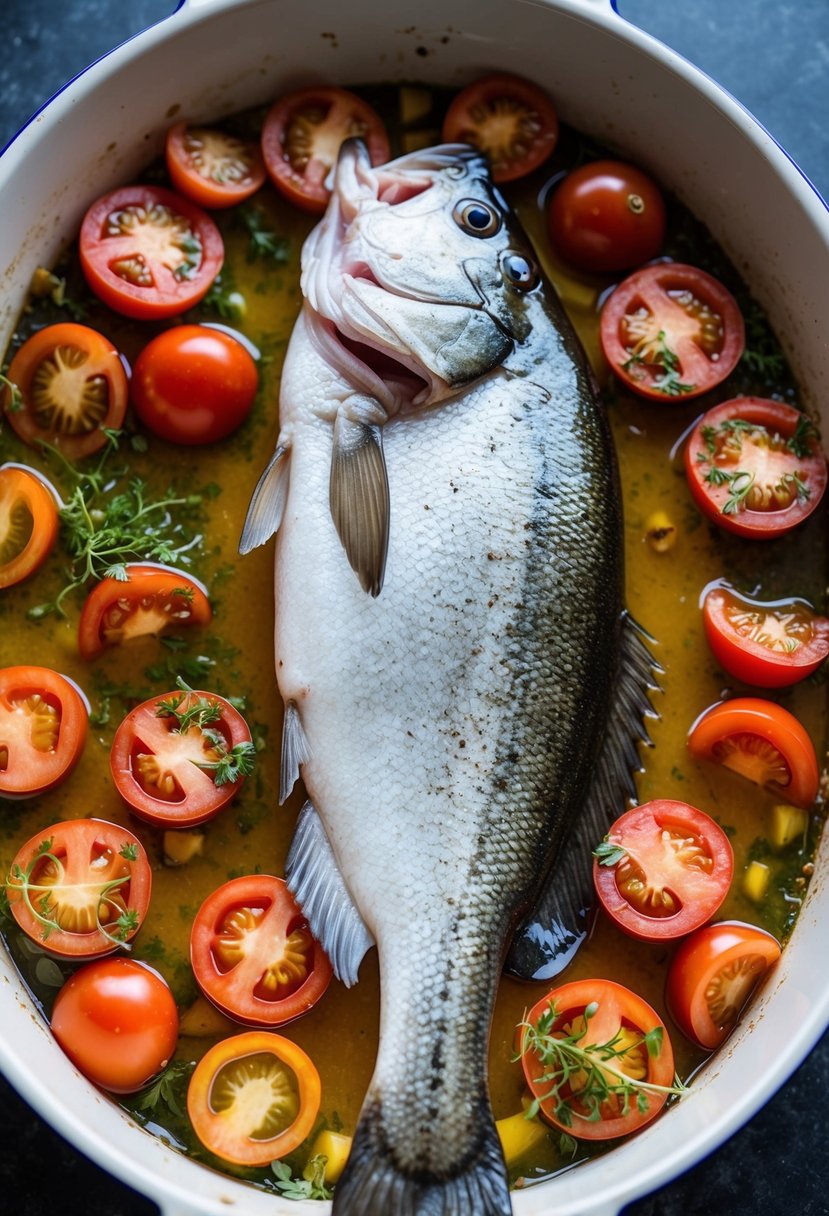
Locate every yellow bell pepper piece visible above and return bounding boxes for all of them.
[743,860,771,902]
[162,830,204,866]
[771,803,808,850]
[304,1130,353,1185]
[496,1109,548,1166]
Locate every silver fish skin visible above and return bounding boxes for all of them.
[245,142,622,1215]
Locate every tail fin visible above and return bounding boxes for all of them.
[332,1095,512,1216]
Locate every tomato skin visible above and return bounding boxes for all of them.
[520,979,675,1140]
[600,262,745,400]
[187,1031,321,1165]
[78,563,211,660]
[666,921,781,1050]
[131,325,258,445]
[0,665,88,797]
[51,958,178,1093]
[702,585,829,688]
[687,697,819,808]
[548,160,666,273]
[685,398,827,537]
[593,800,733,941]
[79,184,224,319]
[442,74,558,183]
[165,121,266,209]
[0,465,60,589]
[261,87,390,214]
[3,323,129,459]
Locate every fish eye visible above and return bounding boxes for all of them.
[501,251,540,292]
[452,199,502,238]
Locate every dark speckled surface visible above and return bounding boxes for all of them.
[0,2,827,1213]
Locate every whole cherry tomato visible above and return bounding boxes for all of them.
[548,160,666,273]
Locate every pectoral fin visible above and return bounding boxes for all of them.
[280,701,310,805]
[239,445,290,555]
[330,412,390,597]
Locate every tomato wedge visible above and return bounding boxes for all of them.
[0,665,88,797]
[519,979,677,1140]
[111,687,253,828]
[187,1030,321,1165]
[687,697,819,808]
[600,263,745,400]
[685,398,826,537]
[78,563,211,660]
[261,86,390,214]
[442,74,558,183]
[0,464,60,589]
[6,818,151,959]
[666,921,782,1050]
[165,121,266,209]
[547,160,666,274]
[190,875,333,1027]
[702,584,829,688]
[3,323,129,459]
[79,184,224,319]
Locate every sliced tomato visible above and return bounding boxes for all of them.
[79,184,224,319]
[684,398,826,537]
[666,921,782,1050]
[165,121,266,209]
[77,563,211,660]
[111,687,252,828]
[442,74,558,183]
[3,323,129,458]
[0,665,88,797]
[190,875,333,1027]
[261,86,390,214]
[687,697,819,809]
[187,1030,321,1165]
[592,800,733,941]
[0,465,60,589]
[702,585,829,688]
[6,818,151,959]
[51,957,178,1093]
[520,979,676,1140]
[600,263,745,400]
[547,160,666,274]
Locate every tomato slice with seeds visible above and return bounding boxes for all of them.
[261,86,390,214]
[685,398,826,537]
[0,665,88,797]
[442,74,558,183]
[593,800,733,941]
[666,921,782,1050]
[0,465,60,589]
[77,563,211,660]
[190,875,333,1027]
[79,184,224,319]
[187,1030,321,1166]
[7,818,151,959]
[165,121,266,209]
[3,323,129,459]
[600,263,745,400]
[520,979,676,1141]
[702,585,829,688]
[111,687,252,828]
[687,697,819,808]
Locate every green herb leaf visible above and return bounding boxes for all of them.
[592,839,627,868]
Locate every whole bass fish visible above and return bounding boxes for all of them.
[241,140,655,1215]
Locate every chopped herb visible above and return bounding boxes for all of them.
[787,412,819,458]
[134,1061,194,1120]
[622,331,696,397]
[592,839,627,868]
[120,843,139,862]
[202,274,247,322]
[0,371,23,413]
[270,1157,333,1201]
[156,680,222,735]
[199,740,257,786]
[238,204,290,264]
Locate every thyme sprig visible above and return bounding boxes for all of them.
[787,412,820,459]
[156,678,256,787]
[622,330,697,397]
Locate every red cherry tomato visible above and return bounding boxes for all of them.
[702,585,829,688]
[131,325,258,445]
[79,184,224,319]
[78,563,211,660]
[685,398,826,537]
[261,86,390,214]
[7,818,151,959]
[51,957,178,1093]
[0,465,60,589]
[593,800,733,941]
[3,323,129,459]
[111,687,253,828]
[190,874,333,1027]
[687,697,819,808]
[442,74,558,183]
[0,666,88,797]
[165,121,266,209]
[520,979,676,1140]
[548,160,666,273]
[666,921,781,1050]
[600,263,745,400]
[187,1031,321,1165]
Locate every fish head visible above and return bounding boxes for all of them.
[301,139,542,411]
